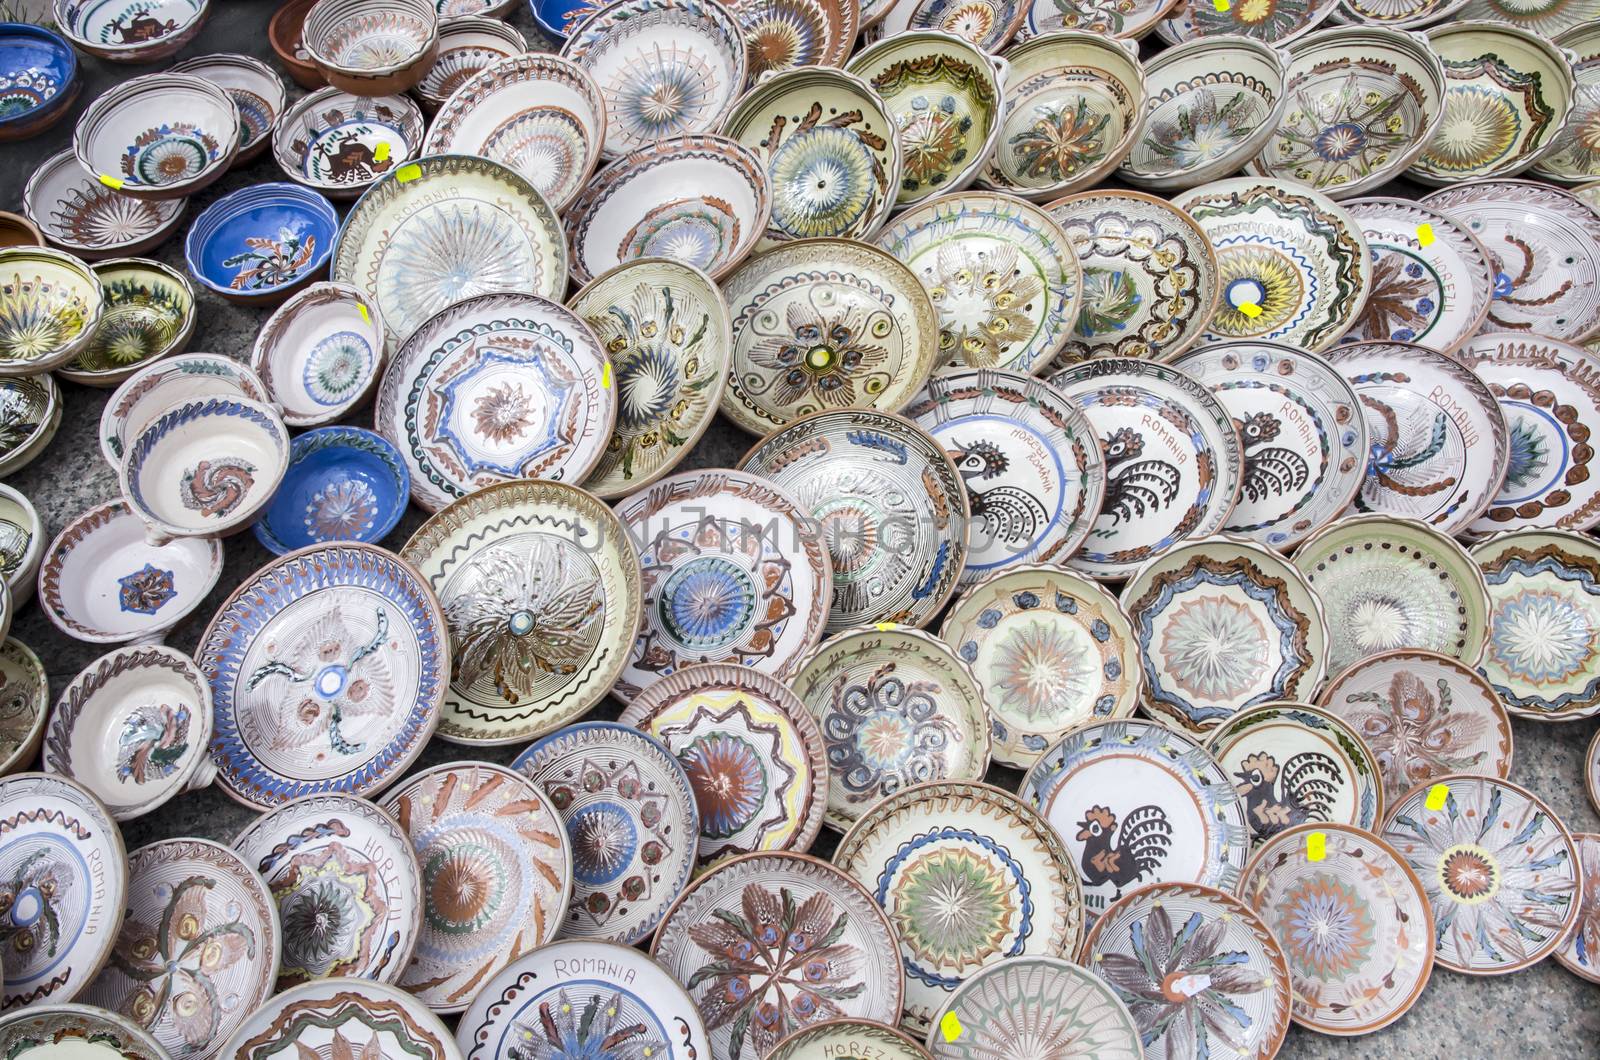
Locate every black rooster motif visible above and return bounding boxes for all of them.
[1075,804,1173,897]
[1100,428,1180,525]
[947,438,1048,549]
[1232,750,1340,840]
[1237,411,1309,503]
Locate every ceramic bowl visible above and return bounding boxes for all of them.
[0,373,58,478]
[0,483,40,605]
[120,396,290,540]
[421,52,607,212]
[170,53,290,166]
[52,0,208,62]
[252,426,410,554]
[867,0,1025,53]
[721,66,901,247]
[0,212,41,248]
[21,149,185,260]
[1410,22,1576,185]
[729,0,857,79]
[845,30,1006,207]
[979,31,1144,200]
[100,352,270,469]
[1158,0,1337,45]
[560,0,747,158]
[61,257,195,387]
[1017,0,1177,40]
[250,281,385,426]
[0,22,77,142]
[1118,35,1290,192]
[528,0,604,38]
[269,0,327,89]
[439,0,519,15]
[1250,27,1446,200]
[0,246,102,376]
[38,499,223,644]
[1536,22,1600,183]
[183,182,338,306]
[72,73,240,200]
[303,0,440,96]
[0,639,48,775]
[413,13,526,110]
[273,86,426,200]
[565,133,772,283]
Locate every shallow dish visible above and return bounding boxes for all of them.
[53,0,207,62]
[269,0,326,89]
[413,13,525,109]
[0,487,37,605]
[1018,0,1178,39]
[0,22,77,142]
[730,0,856,78]
[303,0,440,96]
[0,372,56,477]
[72,72,239,200]
[1535,23,1600,183]
[1335,0,1464,25]
[925,956,1142,1059]
[183,182,337,306]
[251,281,385,427]
[253,426,410,554]
[22,148,185,260]
[99,351,268,468]
[769,1021,933,1060]
[868,0,1025,52]
[171,53,289,165]
[0,245,101,375]
[0,210,41,248]
[273,87,426,200]
[62,256,193,386]
[1158,0,1338,44]
[220,979,457,1059]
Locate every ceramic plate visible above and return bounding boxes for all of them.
[1535,23,1600,182]
[1018,0,1176,36]
[400,480,640,746]
[1157,0,1338,44]
[1555,833,1600,984]
[1121,537,1329,733]
[0,639,45,776]
[1018,718,1250,923]
[0,774,124,1009]
[513,722,699,945]
[1317,649,1513,806]
[1172,342,1366,550]
[728,0,858,77]
[1173,177,1371,353]
[904,369,1104,581]
[82,837,278,1060]
[791,626,990,831]
[833,781,1082,1032]
[1326,340,1509,535]
[938,564,1139,767]
[377,762,571,1012]
[1292,514,1490,676]
[22,148,185,260]
[924,956,1142,1059]
[232,792,422,990]
[613,469,831,698]
[1045,189,1220,362]
[331,154,567,349]
[453,940,711,1060]
[720,238,937,436]
[1237,822,1432,1034]
[875,192,1080,375]
[0,1005,167,1060]
[1341,196,1494,354]
[651,851,904,1057]
[1047,357,1244,581]
[1383,773,1580,975]
[769,1020,932,1060]
[98,351,268,469]
[867,0,1027,51]
[221,978,458,1060]
[738,409,968,632]
[196,543,447,809]
[1079,882,1292,1060]
[372,292,615,513]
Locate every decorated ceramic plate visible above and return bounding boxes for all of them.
[1172,342,1366,550]
[570,258,731,499]
[769,1019,932,1060]
[196,542,447,809]
[616,663,827,867]
[1157,0,1338,45]
[791,625,990,831]
[232,792,422,990]
[221,978,458,1060]
[728,0,858,79]
[372,292,615,512]
[1018,0,1178,37]
[1326,340,1509,535]
[1173,178,1371,353]
[652,851,904,1057]
[1045,190,1220,362]
[377,762,571,1012]
[400,480,640,745]
[1341,197,1494,354]
[1018,718,1250,923]
[904,369,1104,581]
[1317,649,1513,806]
[875,192,1080,375]
[0,1005,168,1060]
[1047,357,1244,581]
[738,409,968,632]
[513,722,699,945]
[1291,514,1490,676]
[1554,832,1600,983]
[1334,0,1464,22]
[613,469,831,698]
[1455,333,1600,536]
[924,956,1142,1059]
[454,940,711,1060]
[330,154,568,349]
[1237,822,1432,1034]
[82,837,279,1060]
[1079,882,1292,1060]
[1535,23,1600,182]
[938,564,1139,767]
[720,238,938,436]
[1121,537,1329,733]
[0,639,46,776]
[833,781,1082,1032]
[1382,773,1580,975]
[1420,180,1600,343]
[0,774,125,1010]
[1591,729,1600,815]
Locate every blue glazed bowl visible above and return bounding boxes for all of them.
[253,426,411,555]
[183,182,337,305]
[0,23,78,143]
[528,0,601,40]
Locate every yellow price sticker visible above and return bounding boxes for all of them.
[374,141,391,163]
[1213,0,1230,9]
[396,163,422,183]
[1306,831,1326,862]
[940,1013,963,1042]
[1417,223,1435,247]
[1238,302,1263,319]
[1426,783,1450,811]
[98,174,124,190]
[874,621,897,632]
[601,362,612,389]
[356,303,370,324]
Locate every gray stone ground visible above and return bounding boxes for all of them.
[1,2,1596,1054]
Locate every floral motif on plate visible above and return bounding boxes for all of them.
[925,956,1142,1060]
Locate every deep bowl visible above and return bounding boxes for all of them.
[0,245,102,376]
[52,0,208,62]
[250,281,385,426]
[303,0,440,96]
[252,426,410,554]
[99,351,270,469]
[273,86,426,199]
[0,373,58,478]
[171,53,290,166]
[0,482,41,605]
[528,0,605,40]
[62,257,195,387]
[72,72,240,201]
[183,182,338,306]
[22,149,186,259]
[0,22,77,142]
[413,13,526,110]
[0,211,41,249]
[269,0,327,89]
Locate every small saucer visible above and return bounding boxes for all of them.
[22,149,185,260]
[0,1005,166,1060]
[171,53,288,165]
[0,639,47,775]
[0,22,77,142]
[302,0,440,96]
[0,373,55,478]
[219,979,457,1060]
[72,72,239,200]
[770,1020,932,1060]
[413,14,526,110]
[62,257,194,387]
[251,281,385,426]
[272,87,426,200]
[0,246,101,375]
[1555,833,1600,984]
[54,0,207,62]
[183,182,338,306]
[252,426,410,555]
[99,351,269,469]
[924,957,1141,1059]
[0,482,40,604]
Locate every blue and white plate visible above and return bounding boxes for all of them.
[253,427,410,555]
